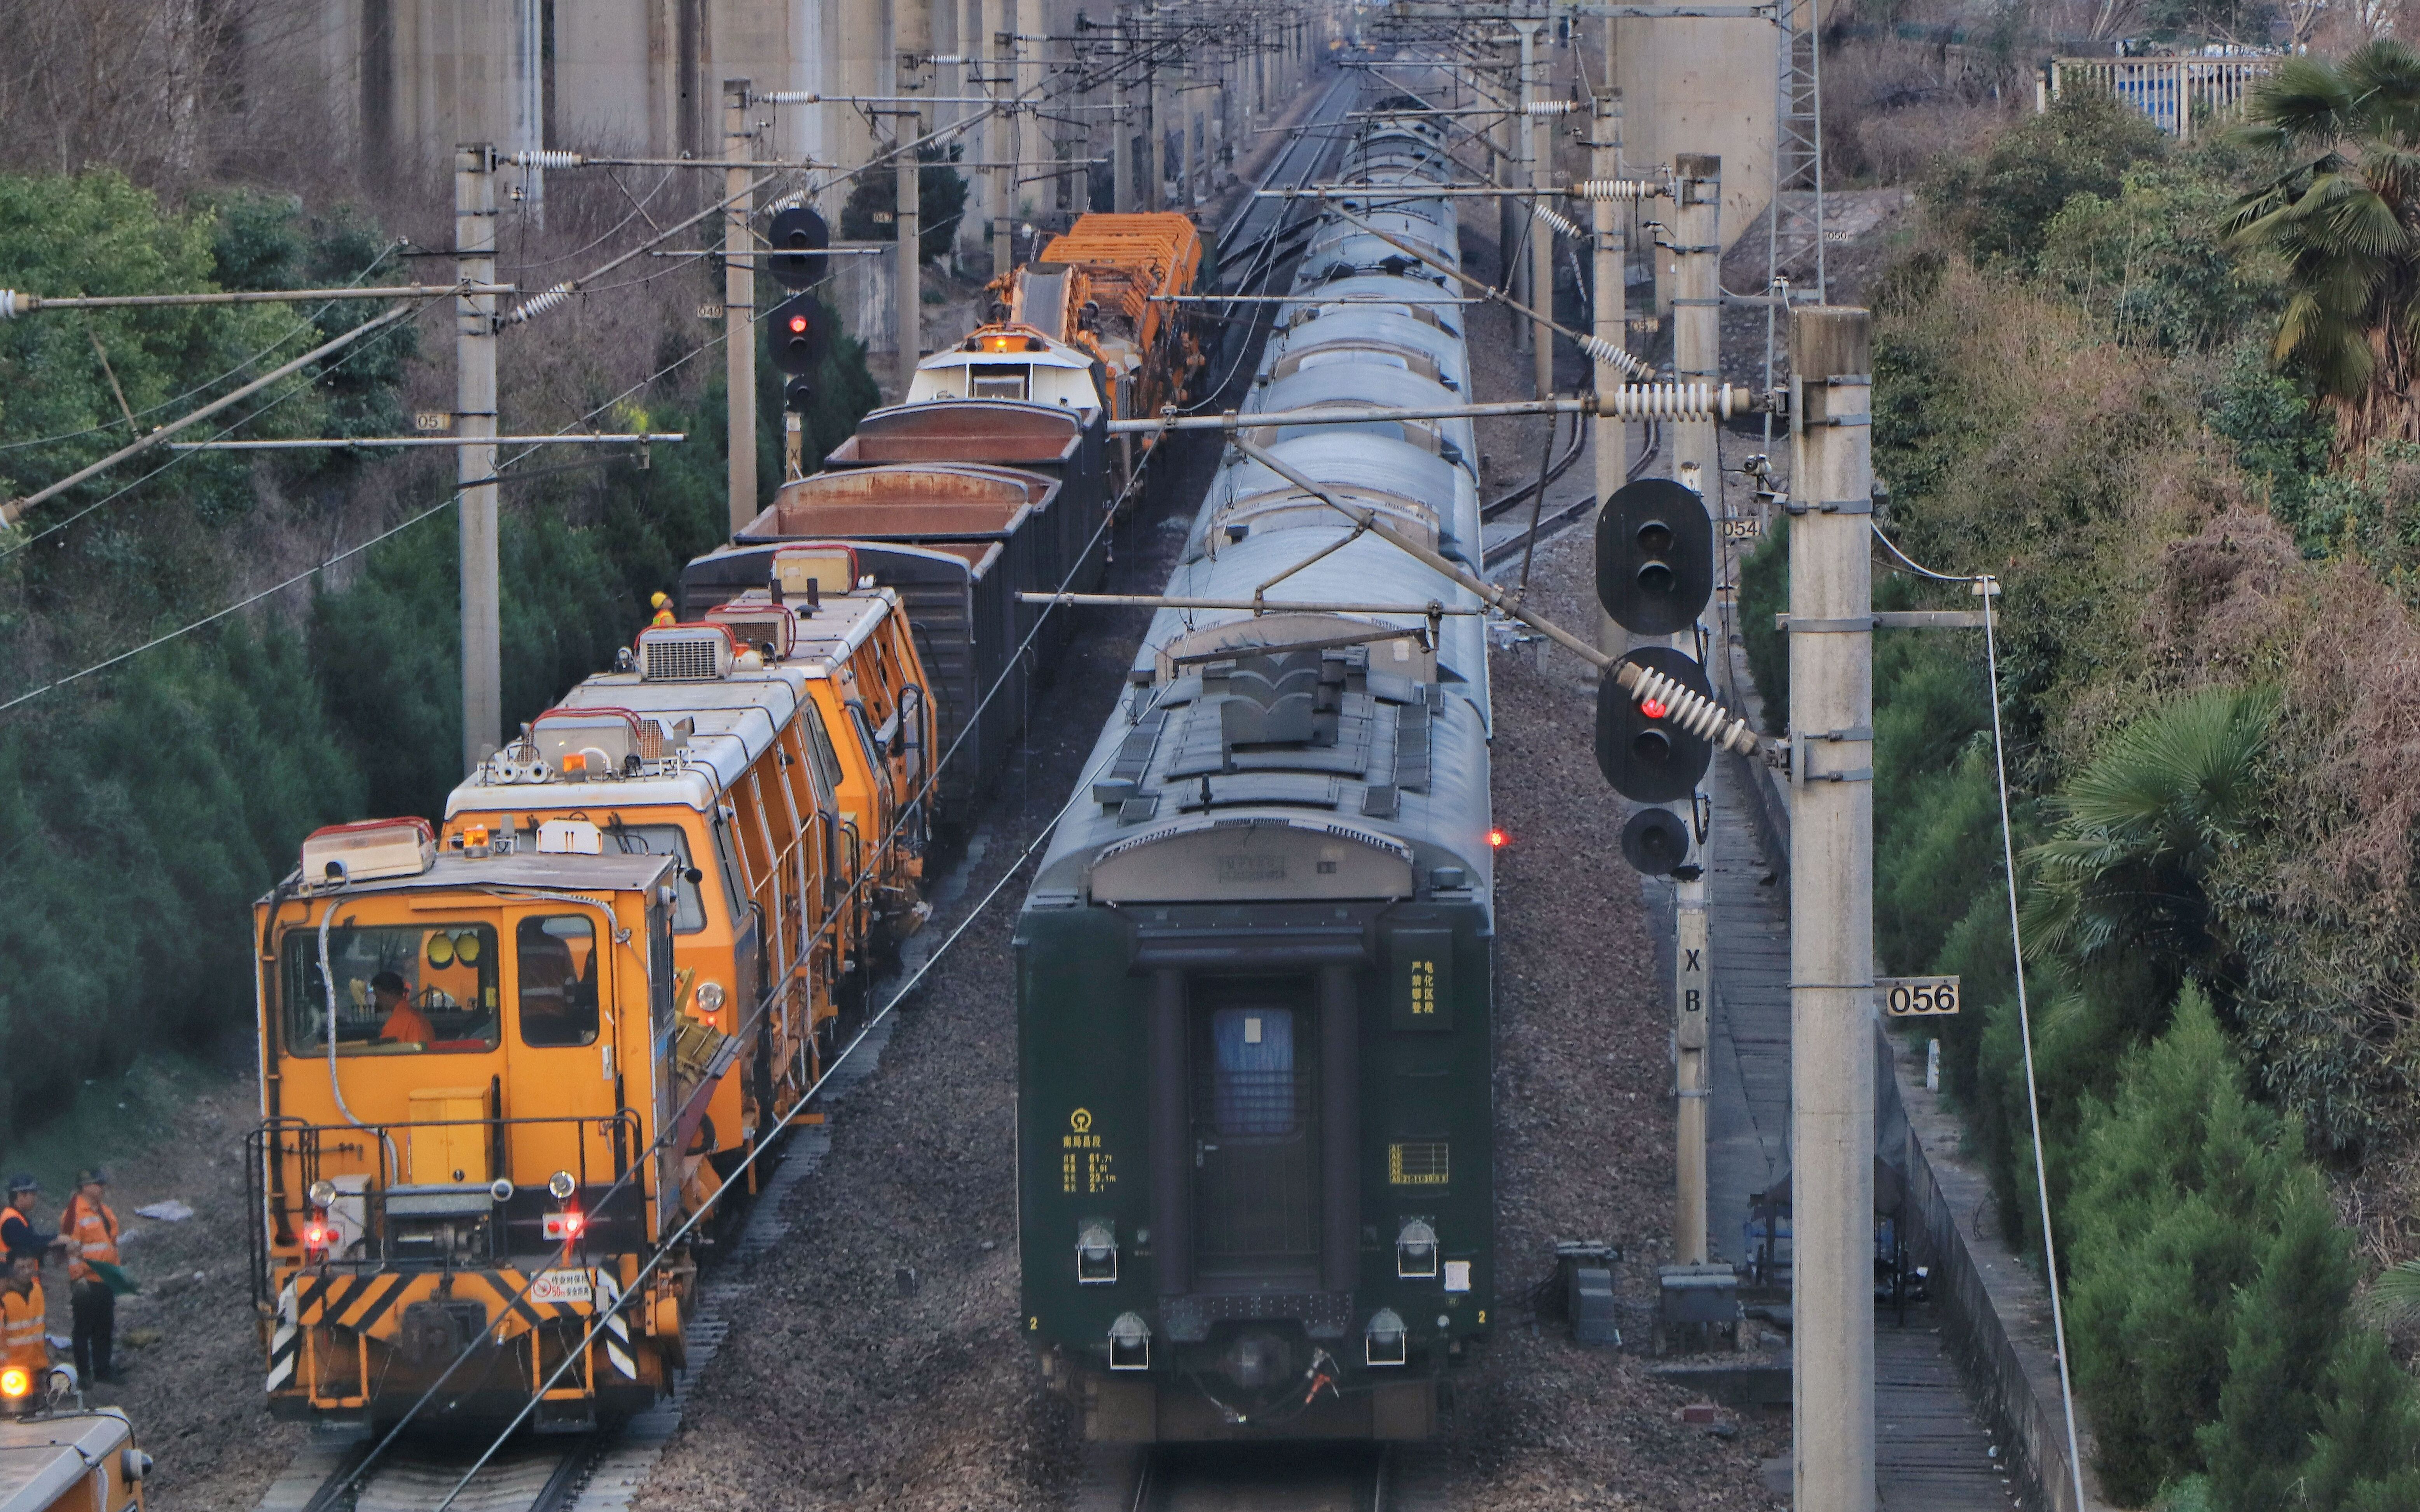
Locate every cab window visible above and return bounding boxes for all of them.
[517,915,600,1048]
[801,699,849,796]
[606,822,706,933]
[283,924,500,1055]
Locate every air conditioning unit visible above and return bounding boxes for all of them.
[302,817,434,884]
[636,625,734,682]
[772,544,860,601]
[530,707,641,780]
[705,603,796,661]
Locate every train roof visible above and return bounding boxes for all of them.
[1194,432,1478,563]
[1270,305,1471,384]
[445,593,894,819]
[1251,364,1477,471]
[266,847,677,905]
[1027,526,1493,909]
[0,1410,134,1512]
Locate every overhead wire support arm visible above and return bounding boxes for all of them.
[166,433,686,452]
[0,285,512,316]
[0,298,424,527]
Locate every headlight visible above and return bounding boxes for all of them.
[0,1366,28,1399]
[308,1179,337,1208]
[695,980,726,1012]
[489,1178,515,1203]
[548,1170,578,1202]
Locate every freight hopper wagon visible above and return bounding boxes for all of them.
[251,581,932,1431]
[682,462,1082,813]
[1014,113,1496,1444]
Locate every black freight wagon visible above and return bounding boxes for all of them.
[825,400,1112,600]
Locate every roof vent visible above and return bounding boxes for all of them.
[637,625,733,682]
[301,817,433,884]
[772,544,857,600]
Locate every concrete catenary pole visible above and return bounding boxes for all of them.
[1113,20,1135,213]
[1671,154,1720,490]
[1146,9,1168,212]
[1521,20,1553,399]
[724,82,760,535]
[1788,303,1877,1512]
[456,145,500,776]
[1590,89,1626,657]
[897,26,928,394]
[991,20,1016,277]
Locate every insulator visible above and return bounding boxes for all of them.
[1524,100,1580,116]
[1570,179,1662,203]
[502,283,576,326]
[0,290,17,320]
[1529,202,1582,240]
[1599,382,1739,421]
[1576,336,1651,380]
[755,90,819,103]
[510,150,585,169]
[1621,664,1758,754]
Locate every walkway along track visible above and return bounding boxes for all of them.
[1076,1442,1451,1512]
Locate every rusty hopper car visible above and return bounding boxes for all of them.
[824,400,1111,608]
[683,463,1068,807]
[1013,110,1496,1444]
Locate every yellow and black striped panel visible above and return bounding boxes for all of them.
[285,1267,593,1344]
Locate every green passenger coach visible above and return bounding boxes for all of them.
[1013,105,1498,1443]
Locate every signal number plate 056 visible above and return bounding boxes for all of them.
[530,1269,594,1306]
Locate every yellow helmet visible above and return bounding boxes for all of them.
[650,591,671,609]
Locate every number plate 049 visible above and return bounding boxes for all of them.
[530,1269,594,1306]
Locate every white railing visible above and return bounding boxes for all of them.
[2045,56,2275,141]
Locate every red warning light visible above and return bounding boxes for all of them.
[1640,698,1668,720]
[787,314,810,335]
[1487,828,1508,849]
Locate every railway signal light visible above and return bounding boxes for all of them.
[1596,477,1713,636]
[768,295,828,412]
[1621,808,1692,877]
[1596,646,1717,804]
[765,206,830,289]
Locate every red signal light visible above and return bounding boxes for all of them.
[787,314,809,335]
[302,1222,332,1249]
[544,1209,587,1242]
[1640,697,1667,720]
[1487,828,1508,849]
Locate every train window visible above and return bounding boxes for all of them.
[517,916,600,1048]
[800,700,848,802]
[708,815,749,924]
[1210,1007,1298,1137]
[605,823,706,933]
[969,363,1030,401]
[282,924,500,1055]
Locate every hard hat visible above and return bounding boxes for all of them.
[4,1175,34,1196]
[72,1168,105,1188]
[650,591,671,609]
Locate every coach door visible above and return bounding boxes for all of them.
[505,908,612,1182]
[1190,978,1321,1286]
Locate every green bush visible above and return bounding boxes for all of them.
[838,146,973,264]
[1925,90,2170,272]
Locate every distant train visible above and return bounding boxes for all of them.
[1012,106,1498,1441]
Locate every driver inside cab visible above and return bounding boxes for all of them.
[374,970,433,1045]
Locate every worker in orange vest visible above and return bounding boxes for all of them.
[1,1252,46,1414]
[59,1169,118,1385]
[0,1176,41,1266]
[650,591,677,627]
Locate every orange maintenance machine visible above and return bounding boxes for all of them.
[917,212,1205,474]
[249,571,934,1432]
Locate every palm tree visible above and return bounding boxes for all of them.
[2228,42,2420,453]
[2021,685,2278,969]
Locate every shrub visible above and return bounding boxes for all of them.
[1924,90,2169,272]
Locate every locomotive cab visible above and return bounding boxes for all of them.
[250,823,690,1430]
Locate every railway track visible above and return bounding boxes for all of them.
[1080,1443,1441,1512]
[1481,415,1662,574]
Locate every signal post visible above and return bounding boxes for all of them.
[1669,152,1721,1268]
